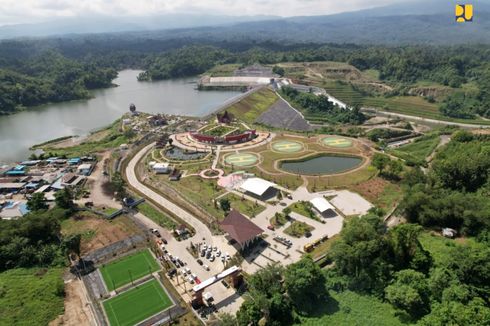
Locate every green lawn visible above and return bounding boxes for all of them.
[0,268,65,326]
[225,88,279,124]
[137,202,176,230]
[100,250,160,291]
[103,279,172,326]
[289,201,319,221]
[222,193,266,218]
[284,221,315,238]
[390,134,440,164]
[298,290,404,326]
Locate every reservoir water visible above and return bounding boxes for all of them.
[0,70,241,162]
[280,154,363,175]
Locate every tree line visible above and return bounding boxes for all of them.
[2,37,490,118]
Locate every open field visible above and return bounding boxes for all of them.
[34,119,136,157]
[0,268,65,326]
[100,249,160,291]
[299,290,403,325]
[103,279,172,326]
[137,202,177,230]
[61,212,143,255]
[390,134,440,164]
[225,88,279,124]
[221,192,265,218]
[348,177,403,211]
[418,232,485,266]
[150,175,225,220]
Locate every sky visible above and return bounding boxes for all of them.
[0,0,414,26]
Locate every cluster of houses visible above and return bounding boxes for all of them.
[0,156,96,219]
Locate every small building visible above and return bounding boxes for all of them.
[153,162,170,174]
[239,177,278,200]
[310,197,337,218]
[0,183,26,194]
[442,228,457,238]
[68,158,81,165]
[119,144,129,150]
[77,163,93,176]
[217,111,233,124]
[220,210,264,250]
[169,169,182,181]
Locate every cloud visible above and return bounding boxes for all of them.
[0,0,410,25]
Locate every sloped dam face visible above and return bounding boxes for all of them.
[279,154,362,175]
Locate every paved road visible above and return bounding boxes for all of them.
[126,143,214,243]
[364,108,490,129]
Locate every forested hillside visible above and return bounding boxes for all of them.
[1,37,490,119]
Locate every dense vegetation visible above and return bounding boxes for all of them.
[0,50,116,114]
[2,37,490,119]
[401,131,490,236]
[280,86,366,124]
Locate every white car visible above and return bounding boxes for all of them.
[203,264,210,271]
[184,267,191,274]
[191,273,197,280]
[213,246,217,251]
[187,276,195,284]
[210,255,215,262]
[216,251,221,257]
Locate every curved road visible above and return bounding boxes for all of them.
[126,142,214,243]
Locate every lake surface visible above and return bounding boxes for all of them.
[0,70,241,162]
[280,154,362,175]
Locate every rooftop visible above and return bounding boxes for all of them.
[310,197,335,213]
[219,210,264,246]
[240,177,276,197]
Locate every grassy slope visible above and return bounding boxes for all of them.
[225,88,279,124]
[203,64,241,77]
[100,249,160,290]
[390,134,440,163]
[103,279,172,326]
[137,202,176,229]
[0,268,65,325]
[299,290,404,326]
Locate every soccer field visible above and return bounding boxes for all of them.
[103,279,172,326]
[100,249,160,291]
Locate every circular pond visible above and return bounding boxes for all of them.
[322,136,353,148]
[224,153,259,167]
[280,154,362,175]
[272,140,303,153]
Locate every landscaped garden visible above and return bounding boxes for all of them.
[284,221,315,238]
[289,201,320,221]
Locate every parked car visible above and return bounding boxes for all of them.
[187,276,195,284]
[167,268,177,277]
[221,280,230,288]
[267,225,275,231]
[200,250,206,257]
[162,238,168,244]
[203,264,210,271]
[209,255,215,262]
[197,259,203,265]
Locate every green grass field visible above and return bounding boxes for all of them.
[100,250,160,291]
[103,279,172,326]
[390,134,440,164]
[0,268,65,326]
[298,290,404,325]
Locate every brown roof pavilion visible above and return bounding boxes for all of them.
[219,210,264,248]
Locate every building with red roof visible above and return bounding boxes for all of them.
[219,210,264,250]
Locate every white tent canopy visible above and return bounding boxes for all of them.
[310,197,335,213]
[240,177,277,197]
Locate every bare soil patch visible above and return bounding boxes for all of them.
[49,279,93,326]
